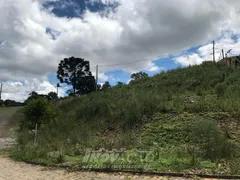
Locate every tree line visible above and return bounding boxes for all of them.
[56,56,149,96]
[0,56,149,106]
[0,99,24,107]
[0,91,59,107]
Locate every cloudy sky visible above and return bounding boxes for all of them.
[1,0,240,102]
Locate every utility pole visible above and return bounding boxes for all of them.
[0,83,2,100]
[95,65,98,92]
[222,49,225,60]
[57,83,60,97]
[34,123,38,146]
[213,41,215,63]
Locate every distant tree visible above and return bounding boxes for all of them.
[131,71,148,81]
[2,100,8,106]
[76,75,96,95]
[29,91,38,97]
[0,100,4,106]
[66,89,75,97]
[25,91,57,104]
[57,56,95,95]
[115,81,125,88]
[24,91,40,104]
[102,81,111,90]
[4,99,23,107]
[97,84,102,91]
[47,92,58,100]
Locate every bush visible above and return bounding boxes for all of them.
[187,119,230,160]
[23,98,57,129]
[215,83,226,98]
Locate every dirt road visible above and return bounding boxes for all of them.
[0,156,188,180]
[0,107,23,126]
[0,107,23,149]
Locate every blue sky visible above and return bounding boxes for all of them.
[43,0,119,18]
[1,0,240,101]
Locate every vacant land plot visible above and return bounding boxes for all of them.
[0,107,219,180]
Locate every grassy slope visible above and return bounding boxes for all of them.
[13,62,240,174]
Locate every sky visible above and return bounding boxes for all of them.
[1,0,240,102]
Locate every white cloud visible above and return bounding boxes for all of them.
[1,0,240,100]
[1,79,65,102]
[174,54,204,66]
[144,62,162,72]
[98,72,109,82]
[175,32,240,66]
[0,0,234,80]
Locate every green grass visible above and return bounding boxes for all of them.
[11,62,240,174]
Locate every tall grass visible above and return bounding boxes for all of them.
[12,62,240,174]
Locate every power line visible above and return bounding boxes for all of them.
[97,58,172,70]
[0,84,2,100]
[89,59,170,72]
[98,58,169,68]
[98,59,146,68]
[94,58,173,70]
[90,59,175,80]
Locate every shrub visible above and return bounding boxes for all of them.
[23,98,57,129]
[187,119,230,160]
[215,83,226,98]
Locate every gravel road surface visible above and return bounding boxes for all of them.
[0,156,189,180]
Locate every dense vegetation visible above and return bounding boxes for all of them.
[12,62,240,175]
[0,99,24,107]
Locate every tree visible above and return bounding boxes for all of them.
[102,81,111,90]
[131,71,148,81]
[24,98,56,145]
[24,91,40,104]
[57,57,95,95]
[29,91,38,98]
[97,84,102,91]
[24,98,52,128]
[25,91,58,104]
[76,75,96,95]
[115,81,125,88]
[47,92,58,100]
[0,100,4,107]
[4,99,23,107]
[66,89,75,96]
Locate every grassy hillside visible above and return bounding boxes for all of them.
[13,62,240,174]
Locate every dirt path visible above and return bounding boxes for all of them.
[0,107,23,126]
[0,156,189,180]
[0,107,23,149]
